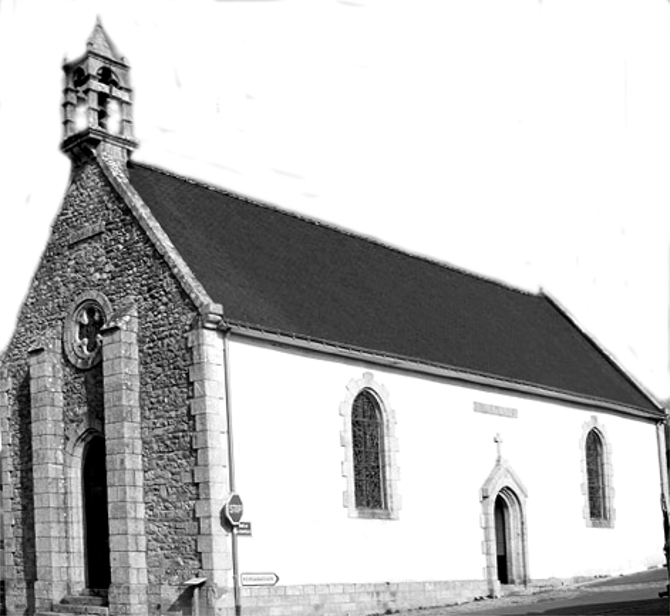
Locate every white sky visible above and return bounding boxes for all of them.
[1,0,669,400]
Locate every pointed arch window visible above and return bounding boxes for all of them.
[352,391,386,510]
[581,419,614,528]
[586,429,606,521]
[340,373,400,520]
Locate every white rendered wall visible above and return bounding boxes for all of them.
[227,339,663,586]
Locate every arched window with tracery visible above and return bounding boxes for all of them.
[352,390,386,510]
[581,418,614,528]
[340,372,400,520]
[586,429,606,521]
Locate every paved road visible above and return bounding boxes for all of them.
[394,568,670,615]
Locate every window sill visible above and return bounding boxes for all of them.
[350,508,395,520]
[586,518,614,529]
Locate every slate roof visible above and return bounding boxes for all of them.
[128,161,659,414]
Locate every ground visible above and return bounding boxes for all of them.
[391,568,669,616]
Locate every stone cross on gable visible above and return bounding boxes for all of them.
[494,433,503,461]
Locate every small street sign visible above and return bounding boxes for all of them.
[235,521,252,536]
[240,572,279,587]
[224,492,244,527]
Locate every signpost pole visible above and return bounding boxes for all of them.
[232,528,241,616]
[223,494,244,615]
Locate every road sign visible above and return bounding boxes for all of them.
[224,493,244,526]
[235,521,252,536]
[240,573,279,587]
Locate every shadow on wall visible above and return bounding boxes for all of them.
[164,586,196,616]
[17,372,36,615]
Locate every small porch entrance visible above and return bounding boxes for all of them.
[480,458,529,596]
[493,488,526,585]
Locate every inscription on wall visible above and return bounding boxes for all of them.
[68,221,106,246]
[473,402,518,419]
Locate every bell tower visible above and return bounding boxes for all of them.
[61,19,136,166]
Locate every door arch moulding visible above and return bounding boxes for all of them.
[480,458,529,597]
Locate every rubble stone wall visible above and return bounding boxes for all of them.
[0,159,201,615]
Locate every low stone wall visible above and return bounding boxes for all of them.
[238,579,488,616]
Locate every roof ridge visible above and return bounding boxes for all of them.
[129,160,540,299]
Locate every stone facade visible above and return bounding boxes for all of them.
[239,580,489,616]
[0,159,232,615]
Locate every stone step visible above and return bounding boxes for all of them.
[61,596,107,607]
[52,604,109,616]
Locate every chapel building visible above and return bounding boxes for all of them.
[0,22,667,616]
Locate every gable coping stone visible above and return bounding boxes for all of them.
[97,152,223,319]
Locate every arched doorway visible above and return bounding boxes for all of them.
[491,486,527,586]
[480,461,529,596]
[494,494,509,584]
[82,435,111,590]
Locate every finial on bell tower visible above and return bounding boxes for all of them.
[61,18,137,167]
